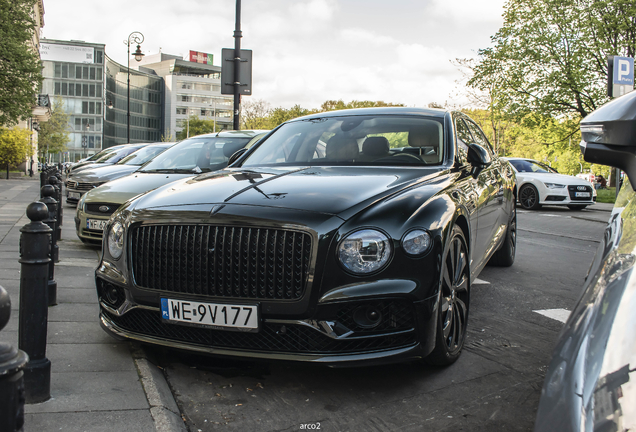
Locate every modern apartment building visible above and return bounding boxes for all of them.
[39,39,163,161]
[138,52,234,140]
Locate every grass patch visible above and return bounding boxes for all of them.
[596,187,616,204]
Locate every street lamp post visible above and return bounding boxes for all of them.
[124,32,145,144]
[82,122,90,159]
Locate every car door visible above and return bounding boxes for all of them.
[454,116,492,273]
[464,119,508,245]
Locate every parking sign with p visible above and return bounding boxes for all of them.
[609,56,635,98]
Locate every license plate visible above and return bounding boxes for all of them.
[87,219,108,231]
[575,192,590,197]
[161,298,259,331]
[68,191,80,200]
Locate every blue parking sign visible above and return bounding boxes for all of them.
[613,56,634,86]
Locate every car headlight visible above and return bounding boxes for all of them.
[77,193,87,213]
[402,229,432,256]
[107,221,125,259]
[544,182,565,189]
[338,229,392,274]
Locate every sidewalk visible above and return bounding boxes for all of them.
[0,178,185,432]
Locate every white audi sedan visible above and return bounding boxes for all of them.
[503,157,596,210]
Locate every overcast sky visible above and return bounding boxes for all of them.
[40,0,506,110]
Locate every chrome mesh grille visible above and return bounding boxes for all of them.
[130,225,312,300]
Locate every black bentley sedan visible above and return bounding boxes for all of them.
[95,107,517,366]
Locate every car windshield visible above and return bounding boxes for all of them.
[86,146,122,161]
[139,136,254,173]
[117,145,172,166]
[509,159,557,174]
[241,115,444,167]
[95,146,144,164]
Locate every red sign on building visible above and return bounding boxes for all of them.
[189,50,213,65]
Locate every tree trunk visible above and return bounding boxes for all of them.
[6,163,8,180]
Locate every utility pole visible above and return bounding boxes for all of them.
[233,0,242,130]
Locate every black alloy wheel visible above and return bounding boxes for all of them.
[519,184,541,210]
[425,226,469,366]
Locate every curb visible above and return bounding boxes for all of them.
[132,346,187,432]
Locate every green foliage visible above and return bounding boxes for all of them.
[468,0,636,120]
[176,116,220,140]
[0,127,33,168]
[38,96,70,157]
[0,0,44,127]
[240,99,406,131]
[596,187,616,204]
[319,100,405,112]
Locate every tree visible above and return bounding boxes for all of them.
[320,100,405,112]
[0,126,32,178]
[176,116,218,140]
[468,0,636,121]
[38,96,70,159]
[0,0,44,127]
[241,99,272,130]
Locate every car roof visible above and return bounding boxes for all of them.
[289,106,448,123]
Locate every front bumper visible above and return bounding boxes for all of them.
[75,207,110,244]
[95,275,437,366]
[540,185,596,206]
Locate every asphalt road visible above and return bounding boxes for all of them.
[143,205,611,432]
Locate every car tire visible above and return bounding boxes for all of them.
[488,208,516,267]
[519,184,541,210]
[567,205,587,210]
[425,226,469,366]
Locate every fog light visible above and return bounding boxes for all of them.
[105,285,119,305]
[353,305,382,329]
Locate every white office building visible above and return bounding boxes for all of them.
[138,52,234,140]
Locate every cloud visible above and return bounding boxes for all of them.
[41,0,505,109]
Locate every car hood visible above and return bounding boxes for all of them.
[85,172,196,204]
[516,171,592,186]
[68,165,138,183]
[133,166,442,217]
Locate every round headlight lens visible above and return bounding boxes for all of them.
[338,229,392,274]
[107,221,125,259]
[402,229,432,256]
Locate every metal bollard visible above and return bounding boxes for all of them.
[48,176,62,242]
[40,186,59,307]
[19,202,52,403]
[54,172,64,230]
[0,286,29,432]
[40,185,59,264]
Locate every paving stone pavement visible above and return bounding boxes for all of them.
[0,177,185,432]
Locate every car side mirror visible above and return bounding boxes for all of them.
[227,148,247,166]
[467,143,492,178]
[580,91,636,190]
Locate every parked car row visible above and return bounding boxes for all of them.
[74,131,267,244]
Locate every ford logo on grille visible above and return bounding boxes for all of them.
[98,206,110,213]
[577,186,586,191]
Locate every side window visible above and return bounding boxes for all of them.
[465,120,495,156]
[454,118,472,162]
